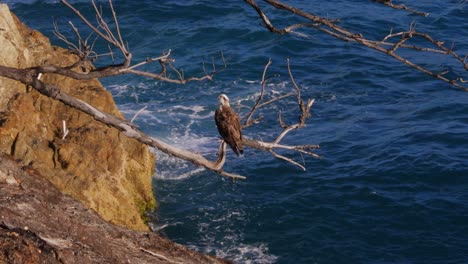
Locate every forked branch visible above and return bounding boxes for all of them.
[0,64,244,179]
[0,0,320,179]
[245,0,468,91]
[0,58,319,178]
[236,59,320,171]
[46,0,225,84]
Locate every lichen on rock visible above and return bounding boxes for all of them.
[0,4,156,231]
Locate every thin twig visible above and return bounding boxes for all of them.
[139,247,184,264]
[62,120,69,140]
[121,51,172,72]
[269,150,306,170]
[130,106,148,123]
[244,58,272,127]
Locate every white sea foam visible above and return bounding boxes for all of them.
[151,125,217,181]
[267,80,289,90]
[167,105,214,121]
[107,84,131,98]
[182,207,279,264]
[111,93,221,180]
[172,105,206,113]
[107,83,152,113]
[215,243,278,264]
[119,107,165,125]
[190,226,279,264]
[152,149,209,180]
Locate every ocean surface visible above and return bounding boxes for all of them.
[9,1,468,263]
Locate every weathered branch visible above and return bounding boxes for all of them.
[0,59,320,178]
[243,58,272,127]
[243,138,319,158]
[372,0,430,17]
[0,0,322,179]
[0,65,244,179]
[235,59,320,170]
[54,0,224,84]
[245,0,468,91]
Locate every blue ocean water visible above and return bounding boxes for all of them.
[9,1,468,263]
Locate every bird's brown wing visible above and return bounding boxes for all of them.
[229,112,243,154]
[215,107,243,156]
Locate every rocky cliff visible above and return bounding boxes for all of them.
[0,4,155,231]
[0,155,230,264]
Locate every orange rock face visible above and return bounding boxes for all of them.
[0,4,156,231]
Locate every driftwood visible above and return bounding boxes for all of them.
[245,0,468,91]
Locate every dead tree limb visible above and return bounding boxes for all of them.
[0,64,244,179]
[235,59,320,171]
[0,58,319,178]
[242,59,295,128]
[243,58,272,127]
[372,0,430,17]
[50,0,225,84]
[0,0,320,178]
[245,0,468,91]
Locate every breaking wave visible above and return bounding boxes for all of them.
[215,243,278,264]
[184,207,279,264]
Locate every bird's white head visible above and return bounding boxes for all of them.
[218,94,230,107]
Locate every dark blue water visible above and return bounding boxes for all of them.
[10,1,468,263]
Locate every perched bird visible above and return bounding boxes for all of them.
[215,94,244,156]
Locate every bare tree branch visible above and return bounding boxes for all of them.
[0,0,321,179]
[243,58,272,127]
[245,0,468,91]
[52,0,225,84]
[107,0,126,53]
[0,57,320,178]
[0,64,244,179]
[235,59,320,170]
[372,0,430,17]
